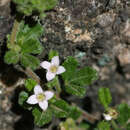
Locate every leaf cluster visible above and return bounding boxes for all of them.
[4,22,44,70]
[98,87,130,130]
[18,53,98,126]
[19,78,82,126]
[18,56,130,129]
[12,0,58,18]
[32,98,82,126]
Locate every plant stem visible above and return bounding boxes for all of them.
[26,67,40,84]
[72,103,98,124]
[55,77,61,93]
[10,20,19,45]
[16,65,41,84]
[10,20,41,84]
[79,108,98,124]
[111,120,119,130]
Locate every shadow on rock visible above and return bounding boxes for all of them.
[11,87,34,130]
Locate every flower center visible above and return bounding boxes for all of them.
[109,109,118,119]
[50,65,58,73]
[36,93,45,102]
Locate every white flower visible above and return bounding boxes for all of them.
[40,56,66,81]
[26,85,54,111]
[103,113,112,121]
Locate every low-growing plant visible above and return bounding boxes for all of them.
[2,0,130,129]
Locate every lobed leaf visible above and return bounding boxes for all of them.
[69,106,82,120]
[62,57,98,97]
[23,24,44,40]
[117,103,130,126]
[50,98,81,119]
[5,21,43,70]
[50,98,70,118]
[79,123,90,130]
[18,91,28,106]
[48,50,59,60]
[21,53,40,70]
[25,78,37,92]
[4,50,19,64]
[98,87,112,109]
[71,67,98,86]
[46,76,61,93]
[13,0,57,17]
[62,56,78,81]
[16,22,43,43]
[97,121,110,130]
[32,108,52,127]
[46,77,59,89]
[65,84,86,97]
[21,38,43,54]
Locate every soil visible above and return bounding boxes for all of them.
[0,0,130,130]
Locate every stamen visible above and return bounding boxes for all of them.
[37,93,45,102]
[50,65,58,73]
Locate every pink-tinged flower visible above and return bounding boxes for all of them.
[26,85,54,111]
[40,56,66,81]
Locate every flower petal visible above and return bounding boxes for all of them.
[26,95,38,104]
[44,91,54,100]
[34,85,43,95]
[46,71,55,81]
[103,114,112,121]
[56,66,66,74]
[39,100,48,111]
[40,61,51,70]
[51,56,59,66]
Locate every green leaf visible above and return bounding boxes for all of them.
[98,87,112,109]
[15,21,24,39]
[23,24,44,40]
[21,38,43,54]
[32,108,52,127]
[46,76,61,93]
[62,56,78,81]
[69,67,98,86]
[12,22,43,69]
[41,0,58,11]
[18,91,28,106]
[16,23,43,43]
[13,0,57,17]
[97,121,110,130]
[79,123,90,130]
[21,54,40,70]
[25,78,37,92]
[65,84,86,97]
[6,21,43,69]
[50,98,70,118]
[46,77,58,88]
[50,98,82,119]
[62,57,97,97]
[117,103,130,125]
[69,106,82,120]
[48,50,59,60]
[4,50,19,64]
